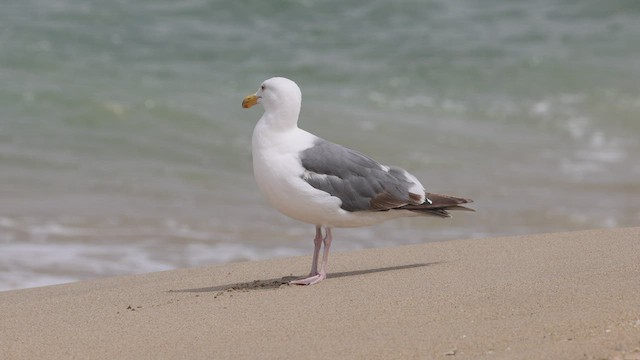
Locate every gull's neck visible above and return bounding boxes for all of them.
[259,101,301,132]
[253,107,304,153]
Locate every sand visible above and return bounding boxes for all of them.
[1,227,639,359]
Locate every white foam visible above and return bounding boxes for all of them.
[530,101,550,116]
[0,242,173,292]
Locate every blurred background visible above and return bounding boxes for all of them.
[1,0,639,291]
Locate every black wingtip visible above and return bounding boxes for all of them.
[400,192,475,215]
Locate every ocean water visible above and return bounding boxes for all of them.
[1,0,639,291]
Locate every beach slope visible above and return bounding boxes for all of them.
[1,228,639,359]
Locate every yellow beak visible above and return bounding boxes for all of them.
[242,94,260,108]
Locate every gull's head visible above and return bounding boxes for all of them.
[242,77,302,115]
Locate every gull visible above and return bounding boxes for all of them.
[242,77,473,285]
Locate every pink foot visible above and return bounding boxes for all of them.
[290,227,332,286]
[289,272,326,285]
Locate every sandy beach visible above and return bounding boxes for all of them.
[1,227,639,359]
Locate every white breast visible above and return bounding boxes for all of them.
[252,122,343,225]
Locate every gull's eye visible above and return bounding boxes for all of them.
[261,84,266,91]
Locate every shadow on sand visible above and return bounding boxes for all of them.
[170,262,442,293]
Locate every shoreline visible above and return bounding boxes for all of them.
[1,227,639,359]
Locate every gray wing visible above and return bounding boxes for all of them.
[299,139,423,212]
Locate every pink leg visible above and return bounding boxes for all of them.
[308,226,323,276]
[317,227,333,278]
[290,227,333,285]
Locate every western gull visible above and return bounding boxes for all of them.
[242,77,474,285]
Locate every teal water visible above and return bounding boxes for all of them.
[1,0,639,290]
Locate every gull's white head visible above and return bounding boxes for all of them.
[242,77,302,128]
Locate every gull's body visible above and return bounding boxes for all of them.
[252,121,424,228]
[243,77,473,285]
